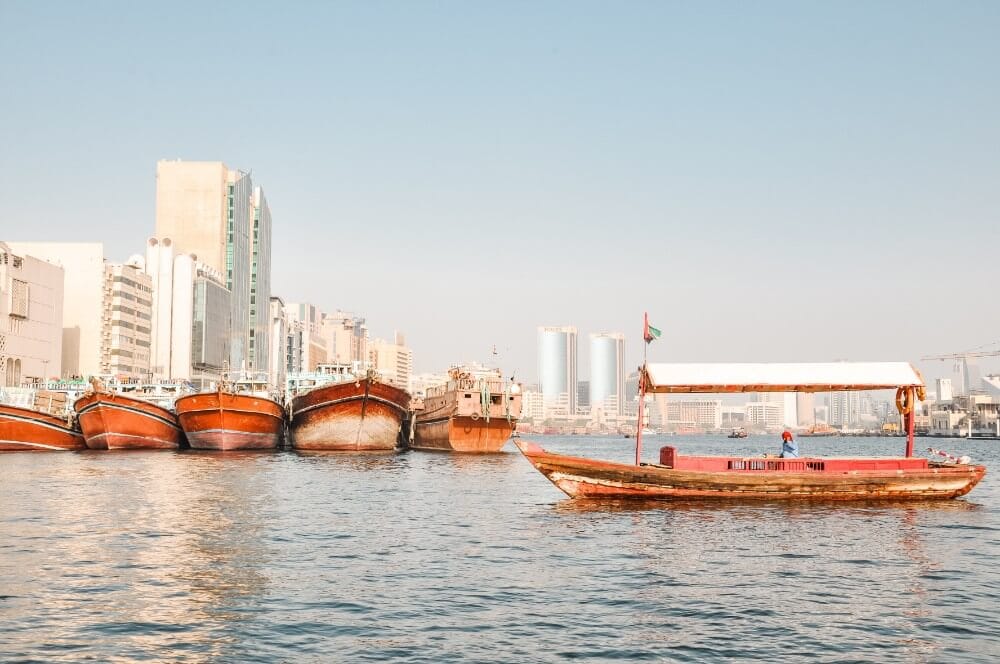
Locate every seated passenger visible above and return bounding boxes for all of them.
[780,430,799,458]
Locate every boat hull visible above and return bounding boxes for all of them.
[289,379,410,451]
[412,415,515,453]
[74,392,185,450]
[175,392,284,451]
[515,441,986,501]
[0,404,85,451]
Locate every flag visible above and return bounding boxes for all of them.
[643,312,661,344]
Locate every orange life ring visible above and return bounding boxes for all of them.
[895,387,912,415]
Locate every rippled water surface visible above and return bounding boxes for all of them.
[1,435,998,662]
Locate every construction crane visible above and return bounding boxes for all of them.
[922,342,1000,396]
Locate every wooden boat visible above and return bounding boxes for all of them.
[727,427,748,439]
[515,328,987,501]
[175,375,284,451]
[74,382,186,450]
[411,367,522,453]
[288,365,410,452]
[0,402,85,451]
[515,440,985,500]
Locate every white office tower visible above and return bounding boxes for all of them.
[589,332,625,416]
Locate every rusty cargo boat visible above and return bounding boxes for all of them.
[288,365,410,452]
[74,381,187,450]
[175,374,284,451]
[412,367,522,453]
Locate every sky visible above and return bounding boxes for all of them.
[1,1,998,384]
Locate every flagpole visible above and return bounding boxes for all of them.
[636,312,648,466]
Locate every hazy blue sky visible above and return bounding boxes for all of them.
[1,1,998,383]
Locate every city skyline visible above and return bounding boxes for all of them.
[1,3,998,380]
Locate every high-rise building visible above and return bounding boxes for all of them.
[828,391,861,427]
[796,393,816,427]
[937,378,954,403]
[154,159,264,374]
[589,332,625,415]
[369,332,413,389]
[321,311,369,365]
[100,259,153,379]
[0,242,64,385]
[537,326,577,415]
[248,186,272,373]
[285,303,326,372]
[8,242,151,380]
[268,296,287,388]
[145,238,230,387]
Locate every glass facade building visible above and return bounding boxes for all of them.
[226,171,253,372]
[589,332,625,415]
[248,186,272,374]
[191,277,231,377]
[537,326,578,414]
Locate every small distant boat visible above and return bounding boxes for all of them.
[175,373,284,451]
[411,366,522,453]
[74,379,187,450]
[288,363,410,452]
[728,427,748,439]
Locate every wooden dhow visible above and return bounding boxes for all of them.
[0,401,85,451]
[74,380,186,450]
[288,365,411,452]
[515,315,987,502]
[411,367,522,453]
[175,375,284,451]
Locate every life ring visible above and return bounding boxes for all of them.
[470,413,480,421]
[895,387,912,415]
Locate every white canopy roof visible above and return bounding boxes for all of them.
[643,362,923,394]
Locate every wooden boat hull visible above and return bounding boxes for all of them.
[289,379,410,451]
[0,404,85,451]
[412,415,515,453]
[515,441,986,501]
[74,391,185,450]
[175,392,284,451]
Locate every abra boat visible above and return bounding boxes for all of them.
[411,367,522,453]
[288,364,410,452]
[74,379,187,450]
[515,334,986,501]
[727,427,748,439]
[175,373,284,451]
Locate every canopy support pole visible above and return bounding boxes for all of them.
[636,364,645,466]
[905,386,915,458]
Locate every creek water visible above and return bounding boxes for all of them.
[1,435,997,662]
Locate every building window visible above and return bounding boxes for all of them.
[9,279,28,318]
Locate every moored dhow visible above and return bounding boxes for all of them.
[288,364,410,452]
[74,380,187,450]
[411,366,522,453]
[175,374,284,451]
[0,401,85,451]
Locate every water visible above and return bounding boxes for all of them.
[1,435,998,662]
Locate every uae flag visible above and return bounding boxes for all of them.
[643,312,661,344]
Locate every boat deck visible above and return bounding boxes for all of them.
[658,447,929,473]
